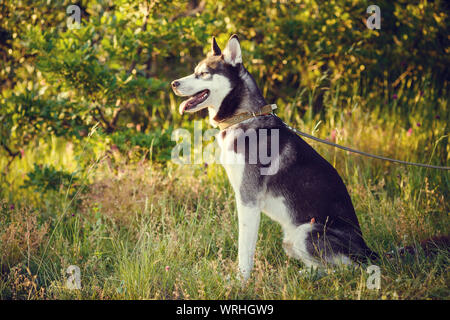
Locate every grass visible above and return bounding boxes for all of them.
[0,86,449,300]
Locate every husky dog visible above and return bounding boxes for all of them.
[171,35,378,281]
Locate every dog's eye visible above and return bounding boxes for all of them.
[200,72,209,77]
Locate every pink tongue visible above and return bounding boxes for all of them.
[179,95,201,114]
[187,95,201,106]
[179,91,207,114]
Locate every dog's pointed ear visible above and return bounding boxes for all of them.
[223,34,242,66]
[211,36,221,56]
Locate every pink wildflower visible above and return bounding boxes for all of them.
[330,130,336,141]
[407,128,412,136]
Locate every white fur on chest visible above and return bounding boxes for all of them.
[216,129,246,193]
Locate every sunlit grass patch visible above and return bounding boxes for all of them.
[0,92,448,299]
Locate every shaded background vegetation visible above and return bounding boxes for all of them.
[0,0,448,299]
[1,0,448,166]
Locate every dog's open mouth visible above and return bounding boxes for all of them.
[180,89,209,114]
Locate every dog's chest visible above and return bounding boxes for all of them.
[216,130,245,192]
[216,127,296,232]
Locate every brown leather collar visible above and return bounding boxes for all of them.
[217,104,277,130]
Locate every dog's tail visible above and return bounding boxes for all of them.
[384,235,450,259]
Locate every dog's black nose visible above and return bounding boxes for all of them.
[171,81,180,88]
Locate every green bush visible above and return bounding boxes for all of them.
[21,164,78,194]
[1,0,448,164]
[110,128,175,162]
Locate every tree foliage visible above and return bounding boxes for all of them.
[0,0,448,163]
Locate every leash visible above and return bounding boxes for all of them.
[218,104,449,170]
[280,120,450,170]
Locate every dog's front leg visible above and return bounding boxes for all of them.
[236,201,261,282]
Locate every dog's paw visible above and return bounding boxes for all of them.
[238,267,252,284]
[239,273,251,285]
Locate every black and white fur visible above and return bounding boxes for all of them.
[172,35,378,281]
